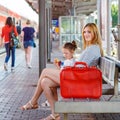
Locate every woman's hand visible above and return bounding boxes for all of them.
[19,35,23,42]
[0,38,4,47]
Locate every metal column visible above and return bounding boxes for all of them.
[106,0,111,56]
[39,0,46,75]
[97,0,102,34]
[117,0,120,60]
[45,1,52,62]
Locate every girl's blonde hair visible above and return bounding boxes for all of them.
[82,23,104,56]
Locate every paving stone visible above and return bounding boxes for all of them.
[0,41,120,120]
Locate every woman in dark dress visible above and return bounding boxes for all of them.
[20,20,36,69]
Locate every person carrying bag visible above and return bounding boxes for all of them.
[0,17,18,72]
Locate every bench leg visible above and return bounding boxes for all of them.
[64,113,68,120]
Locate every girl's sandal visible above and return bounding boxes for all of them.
[41,100,50,107]
[20,101,39,110]
[41,114,60,120]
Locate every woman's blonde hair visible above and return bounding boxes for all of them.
[26,19,31,25]
[82,23,104,56]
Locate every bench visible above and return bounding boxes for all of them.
[54,56,120,120]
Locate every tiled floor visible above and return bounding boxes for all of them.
[0,40,120,120]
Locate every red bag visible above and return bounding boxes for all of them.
[60,62,102,98]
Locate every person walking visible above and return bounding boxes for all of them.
[20,19,36,69]
[16,21,21,35]
[0,17,18,72]
[20,23,104,120]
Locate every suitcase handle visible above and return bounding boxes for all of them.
[74,62,88,67]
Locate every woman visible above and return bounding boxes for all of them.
[0,17,18,72]
[20,19,36,68]
[20,23,103,120]
[78,22,103,66]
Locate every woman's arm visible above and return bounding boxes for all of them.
[20,31,24,42]
[79,45,101,66]
[0,28,4,47]
[0,38,4,47]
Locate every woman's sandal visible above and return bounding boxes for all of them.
[41,114,60,120]
[20,101,39,110]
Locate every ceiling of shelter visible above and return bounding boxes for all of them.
[25,0,97,19]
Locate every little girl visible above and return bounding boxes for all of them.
[54,40,77,69]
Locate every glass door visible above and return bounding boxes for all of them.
[59,16,82,53]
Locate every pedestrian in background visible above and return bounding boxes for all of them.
[20,19,36,69]
[16,21,21,35]
[0,17,18,72]
[16,21,21,40]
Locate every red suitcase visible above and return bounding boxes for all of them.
[60,62,102,98]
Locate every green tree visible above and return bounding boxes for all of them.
[111,4,118,27]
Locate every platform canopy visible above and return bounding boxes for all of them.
[25,0,97,19]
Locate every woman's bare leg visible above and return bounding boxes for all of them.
[27,46,32,65]
[21,68,60,110]
[41,77,59,116]
[28,68,60,105]
[41,87,58,107]
[25,46,32,66]
[51,87,58,101]
[24,48,27,64]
